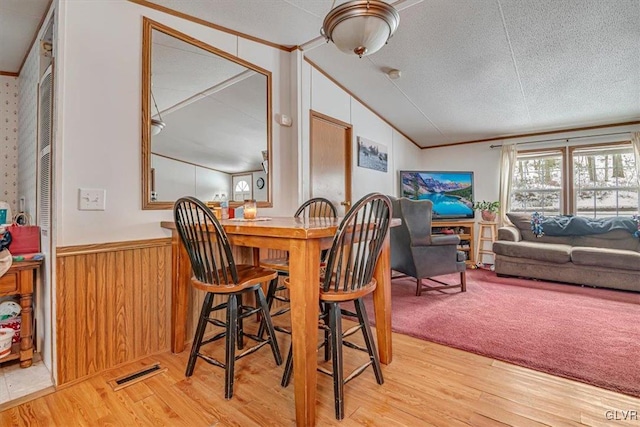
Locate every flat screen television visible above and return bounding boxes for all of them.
[399,171,474,219]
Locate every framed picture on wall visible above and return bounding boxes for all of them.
[357,137,388,172]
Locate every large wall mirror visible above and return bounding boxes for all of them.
[142,18,272,209]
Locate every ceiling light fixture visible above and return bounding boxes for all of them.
[321,0,400,58]
[150,89,166,136]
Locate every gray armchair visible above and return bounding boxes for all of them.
[390,197,467,296]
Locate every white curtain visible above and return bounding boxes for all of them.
[632,132,640,213]
[498,143,518,226]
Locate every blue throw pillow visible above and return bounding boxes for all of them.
[530,212,544,238]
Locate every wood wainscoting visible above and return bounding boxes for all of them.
[55,239,288,386]
[56,238,172,385]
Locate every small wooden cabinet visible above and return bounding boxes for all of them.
[0,260,40,368]
[432,220,475,266]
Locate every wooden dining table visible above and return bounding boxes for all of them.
[161,217,395,427]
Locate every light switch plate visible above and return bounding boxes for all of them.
[78,188,106,210]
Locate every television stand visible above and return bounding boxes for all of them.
[432,220,475,266]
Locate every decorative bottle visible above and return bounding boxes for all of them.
[220,194,229,219]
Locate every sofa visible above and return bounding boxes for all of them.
[493,213,640,292]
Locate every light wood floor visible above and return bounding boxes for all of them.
[1,321,639,426]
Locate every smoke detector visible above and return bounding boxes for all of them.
[387,69,402,79]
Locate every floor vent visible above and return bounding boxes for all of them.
[108,363,167,391]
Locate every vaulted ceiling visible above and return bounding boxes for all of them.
[2,0,639,149]
[143,0,640,148]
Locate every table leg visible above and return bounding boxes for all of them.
[171,231,191,353]
[288,239,320,427]
[19,268,34,368]
[372,234,392,364]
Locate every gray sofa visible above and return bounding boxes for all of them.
[493,213,640,292]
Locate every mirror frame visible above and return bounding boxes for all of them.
[141,17,273,210]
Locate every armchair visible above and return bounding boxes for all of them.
[390,197,467,296]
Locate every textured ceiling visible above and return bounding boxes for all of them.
[146,0,640,148]
[3,1,639,148]
[0,0,50,73]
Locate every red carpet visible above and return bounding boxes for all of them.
[365,269,640,398]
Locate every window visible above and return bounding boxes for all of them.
[511,149,564,215]
[235,180,250,192]
[571,145,638,218]
[510,142,639,218]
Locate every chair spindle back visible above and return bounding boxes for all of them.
[173,196,238,285]
[295,197,338,219]
[322,193,391,293]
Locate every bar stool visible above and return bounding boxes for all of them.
[476,220,498,268]
[281,193,392,420]
[258,197,337,336]
[173,196,282,399]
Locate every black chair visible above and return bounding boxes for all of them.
[390,197,466,296]
[281,193,392,420]
[258,197,338,336]
[173,196,282,399]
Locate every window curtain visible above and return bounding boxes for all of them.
[632,132,640,212]
[498,143,518,226]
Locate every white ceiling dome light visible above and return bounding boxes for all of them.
[150,118,165,136]
[321,0,400,58]
[150,89,166,136]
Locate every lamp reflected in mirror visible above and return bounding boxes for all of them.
[150,89,166,136]
[141,18,272,210]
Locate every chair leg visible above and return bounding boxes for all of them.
[461,271,467,292]
[256,287,282,365]
[321,302,331,362]
[224,294,238,399]
[185,292,213,377]
[328,302,345,420]
[354,299,383,384]
[281,345,293,387]
[257,277,279,338]
[416,278,422,296]
[237,293,244,350]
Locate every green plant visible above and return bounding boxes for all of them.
[472,200,500,213]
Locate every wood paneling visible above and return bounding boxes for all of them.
[56,238,289,386]
[56,239,172,385]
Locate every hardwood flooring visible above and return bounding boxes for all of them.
[1,321,639,426]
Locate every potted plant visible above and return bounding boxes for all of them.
[472,200,500,222]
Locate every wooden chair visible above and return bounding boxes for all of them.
[173,196,282,399]
[258,197,337,336]
[281,193,392,420]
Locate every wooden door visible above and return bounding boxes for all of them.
[310,111,352,215]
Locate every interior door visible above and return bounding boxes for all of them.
[232,174,253,201]
[310,111,352,215]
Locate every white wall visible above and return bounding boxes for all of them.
[55,1,295,246]
[151,154,231,202]
[252,170,267,201]
[300,61,421,204]
[421,141,501,216]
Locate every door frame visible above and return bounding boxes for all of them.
[309,110,352,213]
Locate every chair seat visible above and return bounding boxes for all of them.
[283,276,377,302]
[192,264,278,293]
[259,257,290,273]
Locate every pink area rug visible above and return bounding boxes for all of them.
[365,269,640,398]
